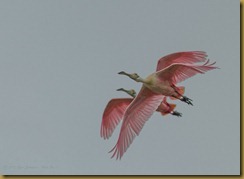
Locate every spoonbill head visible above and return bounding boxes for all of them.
[118,71,143,82]
[116,88,136,98]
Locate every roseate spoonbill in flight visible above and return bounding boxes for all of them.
[109,53,218,159]
[101,88,181,140]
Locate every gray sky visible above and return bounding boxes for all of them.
[0,0,239,175]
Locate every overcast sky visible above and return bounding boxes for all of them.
[0,0,239,175]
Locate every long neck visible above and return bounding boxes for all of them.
[128,93,136,98]
[123,89,135,98]
[135,77,148,84]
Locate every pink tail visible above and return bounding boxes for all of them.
[170,86,185,100]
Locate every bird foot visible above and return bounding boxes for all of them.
[181,96,193,106]
[172,111,182,117]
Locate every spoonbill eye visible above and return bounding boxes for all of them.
[133,73,139,78]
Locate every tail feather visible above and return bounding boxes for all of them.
[170,86,185,100]
[160,111,168,116]
[177,86,185,96]
[169,103,176,111]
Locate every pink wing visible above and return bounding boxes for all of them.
[109,86,164,159]
[101,98,133,140]
[156,59,218,84]
[156,51,207,71]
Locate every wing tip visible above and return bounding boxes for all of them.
[109,144,121,160]
[100,125,113,140]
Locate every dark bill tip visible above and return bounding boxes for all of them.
[116,88,124,91]
[118,71,125,75]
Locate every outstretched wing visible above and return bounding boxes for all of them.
[110,86,164,159]
[156,59,218,84]
[101,98,133,140]
[156,51,207,71]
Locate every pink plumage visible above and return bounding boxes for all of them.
[101,91,180,140]
[156,59,218,85]
[156,51,207,71]
[109,87,164,159]
[110,51,217,159]
[105,51,218,159]
[101,98,133,140]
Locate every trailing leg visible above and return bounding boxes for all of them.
[171,111,182,117]
[180,96,193,105]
